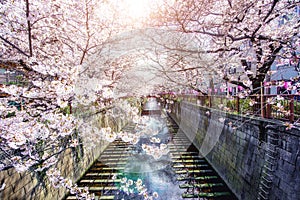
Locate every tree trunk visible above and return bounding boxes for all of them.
[26,0,33,57]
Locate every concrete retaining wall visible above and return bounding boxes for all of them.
[0,112,128,200]
[169,101,300,200]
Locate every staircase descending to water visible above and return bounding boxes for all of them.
[64,115,237,200]
[167,117,237,200]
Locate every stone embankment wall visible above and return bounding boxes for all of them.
[169,101,300,200]
[0,112,128,200]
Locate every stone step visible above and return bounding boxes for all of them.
[100,158,128,162]
[85,172,121,177]
[179,182,224,189]
[170,144,189,146]
[66,195,116,200]
[175,169,213,174]
[106,144,132,147]
[77,186,118,191]
[105,147,130,151]
[102,167,124,170]
[171,141,189,143]
[172,159,206,163]
[171,143,190,146]
[172,135,188,138]
[169,144,189,147]
[90,167,125,171]
[101,150,130,154]
[172,135,188,137]
[109,141,131,146]
[177,175,219,181]
[173,164,209,168]
[100,154,129,158]
[172,139,190,142]
[171,155,200,159]
[109,143,130,145]
[80,179,121,184]
[65,196,78,200]
[168,146,187,149]
[93,162,127,166]
[102,149,130,153]
[108,143,130,146]
[104,162,127,166]
[169,148,188,151]
[99,196,115,200]
[182,192,232,198]
[170,152,199,156]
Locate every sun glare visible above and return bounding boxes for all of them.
[125,0,150,19]
[122,0,161,22]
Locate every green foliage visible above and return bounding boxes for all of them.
[5,111,16,118]
[224,98,252,114]
[6,81,19,85]
[211,97,222,106]
[176,97,183,102]
[60,105,71,115]
[15,75,23,81]
[240,98,252,114]
[226,99,236,111]
[127,97,142,108]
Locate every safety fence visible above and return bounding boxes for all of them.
[166,94,300,123]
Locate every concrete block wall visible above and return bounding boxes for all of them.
[170,101,300,200]
[269,125,300,200]
[0,113,128,200]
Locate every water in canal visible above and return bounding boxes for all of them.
[65,100,237,200]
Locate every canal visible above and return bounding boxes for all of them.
[65,98,237,200]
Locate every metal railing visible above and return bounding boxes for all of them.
[168,94,300,123]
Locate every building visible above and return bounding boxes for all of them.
[0,68,24,85]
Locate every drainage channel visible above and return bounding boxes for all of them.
[64,115,237,200]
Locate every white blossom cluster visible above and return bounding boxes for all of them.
[142,143,169,160]
[74,77,114,106]
[47,168,94,200]
[0,107,78,172]
[0,0,299,198]
[135,116,164,136]
[100,127,140,144]
[75,99,141,150]
[118,176,159,200]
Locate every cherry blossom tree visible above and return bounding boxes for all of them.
[147,45,218,95]
[153,0,300,94]
[0,1,146,198]
[1,2,177,199]
[2,0,299,198]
